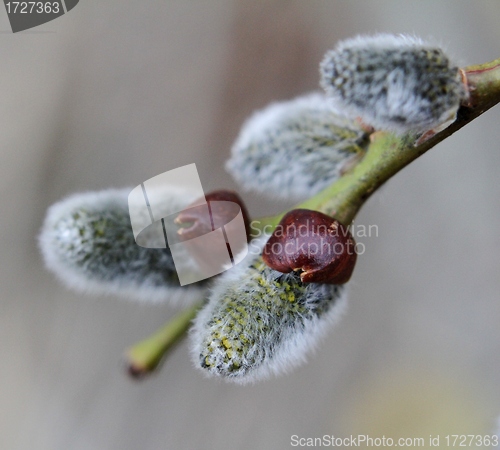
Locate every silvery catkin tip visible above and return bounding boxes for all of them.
[320,34,468,135]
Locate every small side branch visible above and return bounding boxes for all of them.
[125,301,203,378]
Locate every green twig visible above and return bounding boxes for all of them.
[125,301,203,378]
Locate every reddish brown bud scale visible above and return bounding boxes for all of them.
[174,190,252,278]
[262,209,357,284]
[175,190,251,241]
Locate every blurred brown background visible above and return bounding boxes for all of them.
[1,1,499,449]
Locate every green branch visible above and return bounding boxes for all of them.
[126,57,500,379]
[125,301,203,378]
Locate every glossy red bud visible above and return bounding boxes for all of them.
[175,190,251,241]
[174,190,251,277]
[262,209,357,284]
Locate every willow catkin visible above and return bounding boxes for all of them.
[320,34,467,135]
[190,237,347,384]
[226,92,368,202]
[39,188,206,304]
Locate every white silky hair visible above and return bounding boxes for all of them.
[39,188,207,305]
[190,236,348,384]
[226,92,368,202]
[320,33,468,135]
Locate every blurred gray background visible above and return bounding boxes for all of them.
[1,1,499,449]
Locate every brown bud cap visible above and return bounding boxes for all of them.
[262,209,356,284]
[175,190,251,241]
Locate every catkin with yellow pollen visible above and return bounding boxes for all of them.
[190,238,347,384]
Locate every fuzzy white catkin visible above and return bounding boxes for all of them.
[39,188,207,305]
[190,237,347,384]
[320,34,468,135]
[226,92,368,202]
